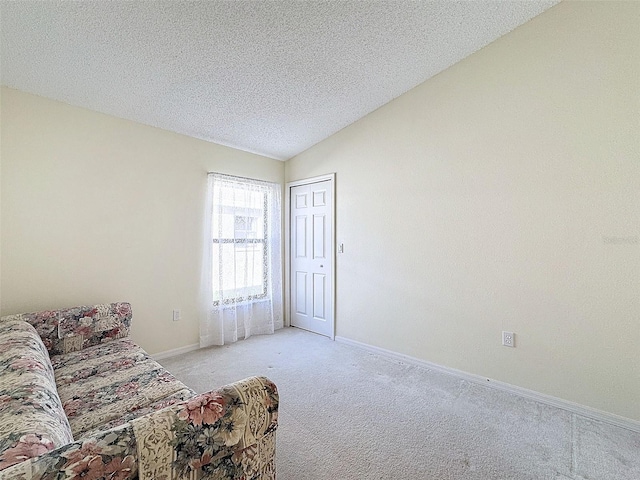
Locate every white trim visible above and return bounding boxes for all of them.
[151,343,200,360]
[287,173,335,188]
[284,183,291,329]
[285,173,336,339]
[335,336,640,433]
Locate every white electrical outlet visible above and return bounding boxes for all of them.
[172,309,181,322]
[502,331,515,347]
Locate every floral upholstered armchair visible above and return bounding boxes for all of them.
[0,303,278,480]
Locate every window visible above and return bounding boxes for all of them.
[211,174,276,305]
[201,172,282,346]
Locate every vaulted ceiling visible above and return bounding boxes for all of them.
[1,1,558,160]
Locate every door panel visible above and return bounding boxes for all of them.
[296,192,308,209]
[313,189,326,207]
[290,179,334,337]
[295,216,307,258]
[295,272,307,315]
[313,214,326,259]
[313,273,326,320]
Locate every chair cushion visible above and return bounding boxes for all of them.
[52,338,194,438]
[0,320,73,471]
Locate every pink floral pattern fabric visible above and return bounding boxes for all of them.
[0,424,138,480]
[52,338,193,439]
[1,303,132,356]
[0,377,278,480]
[0,320,73,471]
[0,303,279,479]
[78,390,194,440]
[133,376,279,479]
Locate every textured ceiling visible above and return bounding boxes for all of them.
[1,1,558,160]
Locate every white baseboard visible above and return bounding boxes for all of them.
[335,335,640,434]
[151,343,200,360]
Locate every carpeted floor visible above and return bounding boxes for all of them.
[159,327,640,479]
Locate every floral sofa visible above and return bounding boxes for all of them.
[0,302,278,479]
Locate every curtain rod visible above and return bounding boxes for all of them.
[207,172,278,186]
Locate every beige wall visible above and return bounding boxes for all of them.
[286,1,640,420]
[0,87,284,354]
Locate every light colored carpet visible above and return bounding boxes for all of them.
[159,327,640,479]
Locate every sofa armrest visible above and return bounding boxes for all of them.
[132,375,278,479]
[0,303,132,356]
[0,376,279,480]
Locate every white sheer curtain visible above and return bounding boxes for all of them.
[200,173,283,347]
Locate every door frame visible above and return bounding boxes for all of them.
[284,173,336,339]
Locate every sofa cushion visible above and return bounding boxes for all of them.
[1,302,133,356]
[79,389,195,439]
[0,320,74,471]
[56,303,132,354]
[52,338,194,438]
